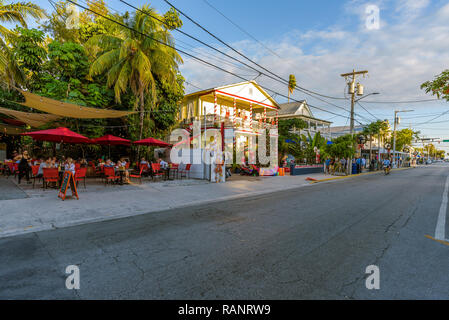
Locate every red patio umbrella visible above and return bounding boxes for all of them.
[92,134,131,146]
[92,134,131,158]
[21,127,91,144]
[133,137,172,147]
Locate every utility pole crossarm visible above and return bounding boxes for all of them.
[340,70,368,77]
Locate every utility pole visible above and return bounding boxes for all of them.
[340,69,368,174]
[340,69,368,134]
[392,109,413,168]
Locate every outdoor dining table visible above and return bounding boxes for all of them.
[115,167,127,185]
[163,165,178,181]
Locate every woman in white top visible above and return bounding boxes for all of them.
[64,158,76,175]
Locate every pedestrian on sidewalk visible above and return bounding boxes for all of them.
[324,157,330,175]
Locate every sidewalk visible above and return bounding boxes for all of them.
[0,167,407,239]
[0,172,329,238]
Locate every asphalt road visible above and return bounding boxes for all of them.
[1,165,449,299]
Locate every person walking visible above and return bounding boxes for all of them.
[18,151,31,184]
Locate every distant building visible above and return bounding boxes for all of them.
[267,101,332,139]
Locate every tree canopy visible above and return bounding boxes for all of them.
[0,0,185,160]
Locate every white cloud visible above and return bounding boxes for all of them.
[179,0,449,128]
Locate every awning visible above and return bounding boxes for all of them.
[18,89,135,119]
[0,106,60,127]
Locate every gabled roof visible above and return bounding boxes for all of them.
[276,101,309,117]
[182,80,279,109]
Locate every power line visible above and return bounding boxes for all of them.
[64,0,364,124]
[362,98,440,104]
[162,0,347,101]
[119,0,368,121]
[201,0,283,59]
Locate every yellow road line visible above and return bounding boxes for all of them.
[310,167,414,184]
[425,234,449,247]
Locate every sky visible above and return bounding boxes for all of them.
[23,0,449,151]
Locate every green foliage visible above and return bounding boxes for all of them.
[288,74,296,94]
[1,1,185,161]
[421,69,449,101]
[0,1,46,87]
[12,27,46,76]
[278,118,307,159]
[323,134,356,159]
[393,128,418,152]
[163,8,183,30]
[300,131,327,163]
[47,41,89,80]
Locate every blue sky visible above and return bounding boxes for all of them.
[21,1,449,150]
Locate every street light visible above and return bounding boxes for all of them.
[355,92,380,103]
[393,109,414,168]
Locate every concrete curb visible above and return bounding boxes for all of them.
[0,180,313,239]
[310,166,414,183]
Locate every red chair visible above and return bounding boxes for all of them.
[31,165,40,188]
[6,162,18,179]
[170,163,179,180]
[42,168,59,189]
[75,167,87,189]
[179,164,192,179]
[151,163,164,180]
[75,163,81,170]
[104,167,119,185]
[129,166,144,184]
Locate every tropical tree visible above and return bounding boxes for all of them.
[421,69,449,101]
[87,4,182,149]
[288,74,296,103]
[323,134,356,159]
[0,0,46,87]
[391,128,419,152]
[300,131,326,164]
[278,118,307,162]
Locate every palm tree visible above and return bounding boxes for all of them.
[87,5,182,146]
[0,0,46,87]
[288,74,296,103]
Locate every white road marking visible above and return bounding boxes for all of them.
[435,174,449,240]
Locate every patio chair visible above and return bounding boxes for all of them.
[75,167,87,189]
[169,163,179,180]
[129,166,144,184]
[6,162,18,179]
[42,168,59,189]
[151,163,164,181]
[179,164,192,179]
[31,165,40,188]
[104,167,119,185]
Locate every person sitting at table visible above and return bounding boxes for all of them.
[117,157,130,183]
[158,158,168,169]
[37,157,51,179]
[64,158,76,175]
[104,159,115,167]
[79,158,88,168]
